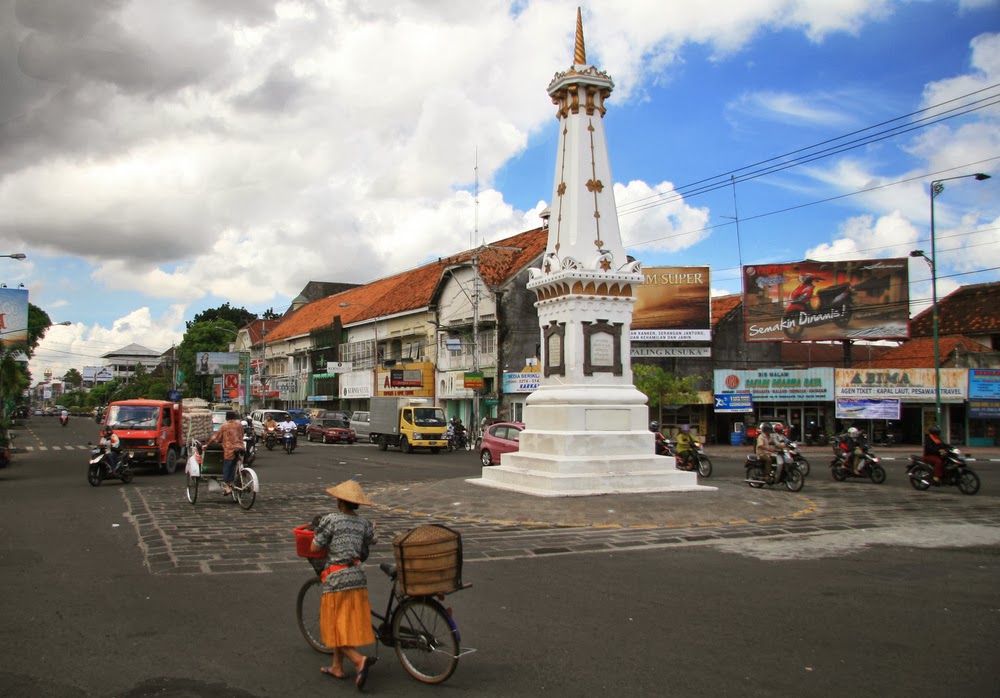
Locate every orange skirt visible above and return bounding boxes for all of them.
[320,588,375,648]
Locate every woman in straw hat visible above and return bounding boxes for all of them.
[310,479,379,689]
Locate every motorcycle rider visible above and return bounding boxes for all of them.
[452,418,467,449]
[755,422,778,484]
[279,414,298,449]
[263,414,279,445]
[923,424,951,484]
[650,421,668,456]
[60,408,69,424]
[835,426,865,475]
[98,425,121,473]
[675,424,696,470]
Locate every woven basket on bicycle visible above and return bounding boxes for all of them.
[392,524,463,596]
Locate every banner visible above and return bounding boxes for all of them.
[836,399,901,420]
[835,368,967,402]
[714,393,753,413]
[742,258,909,342]
[196,352,242,376]
[714,368,834,402]
[503,372,540,393]
[0,288,30,345]
[969,369,1000,399]
[631,266,711,341]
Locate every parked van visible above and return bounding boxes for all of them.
[250,409,290,439]
[350,410,373,443]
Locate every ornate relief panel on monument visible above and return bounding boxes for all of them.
[543,322,566,377]
[583,320,622,376]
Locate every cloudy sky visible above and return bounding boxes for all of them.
[1,0,998,381]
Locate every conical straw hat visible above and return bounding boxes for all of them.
[325,479,373,506]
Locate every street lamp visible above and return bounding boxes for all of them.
[1,253,26,260]
[911,172,991,429]
[340,302,379,403]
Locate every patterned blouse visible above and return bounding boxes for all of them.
[313,511,378,593]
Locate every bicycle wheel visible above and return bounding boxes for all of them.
[392,598,460,684]
[235,469,256,510]
[296,577,334,654]
[186,475,199,504]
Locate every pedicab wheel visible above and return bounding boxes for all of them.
[785,467,805,492]
[746,465,764,488]
[296,577,333,654]
[869,464,887,485]
[235,470,256,510]
[186,475,199,504]
[697,456,713,478]
[392,597,459,684]
[957,468,980,496]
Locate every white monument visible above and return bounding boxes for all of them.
[476,10,710,496]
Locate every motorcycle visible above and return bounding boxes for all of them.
[242,423,257,465]
[830,444,886,484]
[783,440,811,477]
[282,427,296,454]
[60,415,68,427]
[907,447,980,495]
[663,438,712,478]
[745,450,805,491]
[87,444,134,486]
[263,425,278,451]
[448,429,468,452]
[782,274,853,339]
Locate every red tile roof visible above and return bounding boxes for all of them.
[265,227,548,343]
[711,294,742,330]
[854,335,990,368]
[911,281,1000,337]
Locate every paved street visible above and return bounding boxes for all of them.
[2,416,999,696]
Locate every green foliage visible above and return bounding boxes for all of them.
[63,368,84,388]
[633,364,703,422]
[177,320,241,399]
[187,303,256,330]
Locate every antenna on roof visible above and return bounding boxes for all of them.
[473,147,479,249]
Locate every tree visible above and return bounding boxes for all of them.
[633,364,702,425]
[63,368,84,389]
[177,320,241,399]
[186,303,256,330]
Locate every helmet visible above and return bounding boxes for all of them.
[102,425,113,435]
[847,427,860,439]
[681,424,690,433]
[649,421,660,432]
[773,423,784,434]
[761,422,773,433]
[929,424,941,435]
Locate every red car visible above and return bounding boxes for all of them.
[305,418,357,444]
[479,422,524,466]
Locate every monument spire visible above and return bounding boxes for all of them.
[574,7,586,65]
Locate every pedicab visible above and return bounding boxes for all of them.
[185,438,259,510]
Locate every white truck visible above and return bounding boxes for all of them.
[369,397,449,453]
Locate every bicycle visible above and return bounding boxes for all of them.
[185,440,259,510]
[295,533,473,684]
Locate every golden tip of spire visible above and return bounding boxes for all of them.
[574,7,586,65]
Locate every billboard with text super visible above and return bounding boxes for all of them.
[631,266,711,341]
[742,258,909,342]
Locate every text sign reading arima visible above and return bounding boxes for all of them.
[631,346,711,358]
[714,393,753,413]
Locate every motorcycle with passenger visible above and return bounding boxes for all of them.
[87,443,134,486]
[907,446,980,495]
[829,430,885,484]
[263,424,278,451]
[745,450,805,491]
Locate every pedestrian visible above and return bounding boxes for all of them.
[205,410,243,496]
[310,479,379,689]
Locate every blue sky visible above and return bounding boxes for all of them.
[0,0,997,380]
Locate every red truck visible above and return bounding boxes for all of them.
[103,399,185,474]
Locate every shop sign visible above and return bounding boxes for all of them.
[714,393,753,413]
[835,368,967,401]
[969,399,1000,419]
[631,346,711,358]
[835,398,901,420]
[713,368,833,402]
[464,371,484,389]
[390,369,422,387]
[969,369,1000,399]
[503,372,540,393]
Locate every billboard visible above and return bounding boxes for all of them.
[714,368,834,402]
[0,288,30,345]
[835,368,967,402]
[742,258,909,342]
[631,266,711,341]
[196,352,242,376]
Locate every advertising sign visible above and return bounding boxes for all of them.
[197,352,242,376]
[969,400,1000,419]
[631,266,711,341]
[714,393,753,413]
[835,399,901,420]
[969,369,1000,399]
[503,372,541,393]
[742,258,910,342]
[713,368,834,402]
[835,368,967,402]
[0,288,30,345]
[390,369,422,387]
[631,346,711,358]
[464,371,484,390]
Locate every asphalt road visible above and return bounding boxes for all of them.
[1,416,998,697]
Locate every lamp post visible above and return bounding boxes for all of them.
[340,302,379,404]
[911,172,991,429]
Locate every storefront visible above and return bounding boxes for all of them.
[713,368,834,444]
[968,369,1000,446]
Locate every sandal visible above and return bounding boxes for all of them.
[321,666,348,679]
[355,656,377,690]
